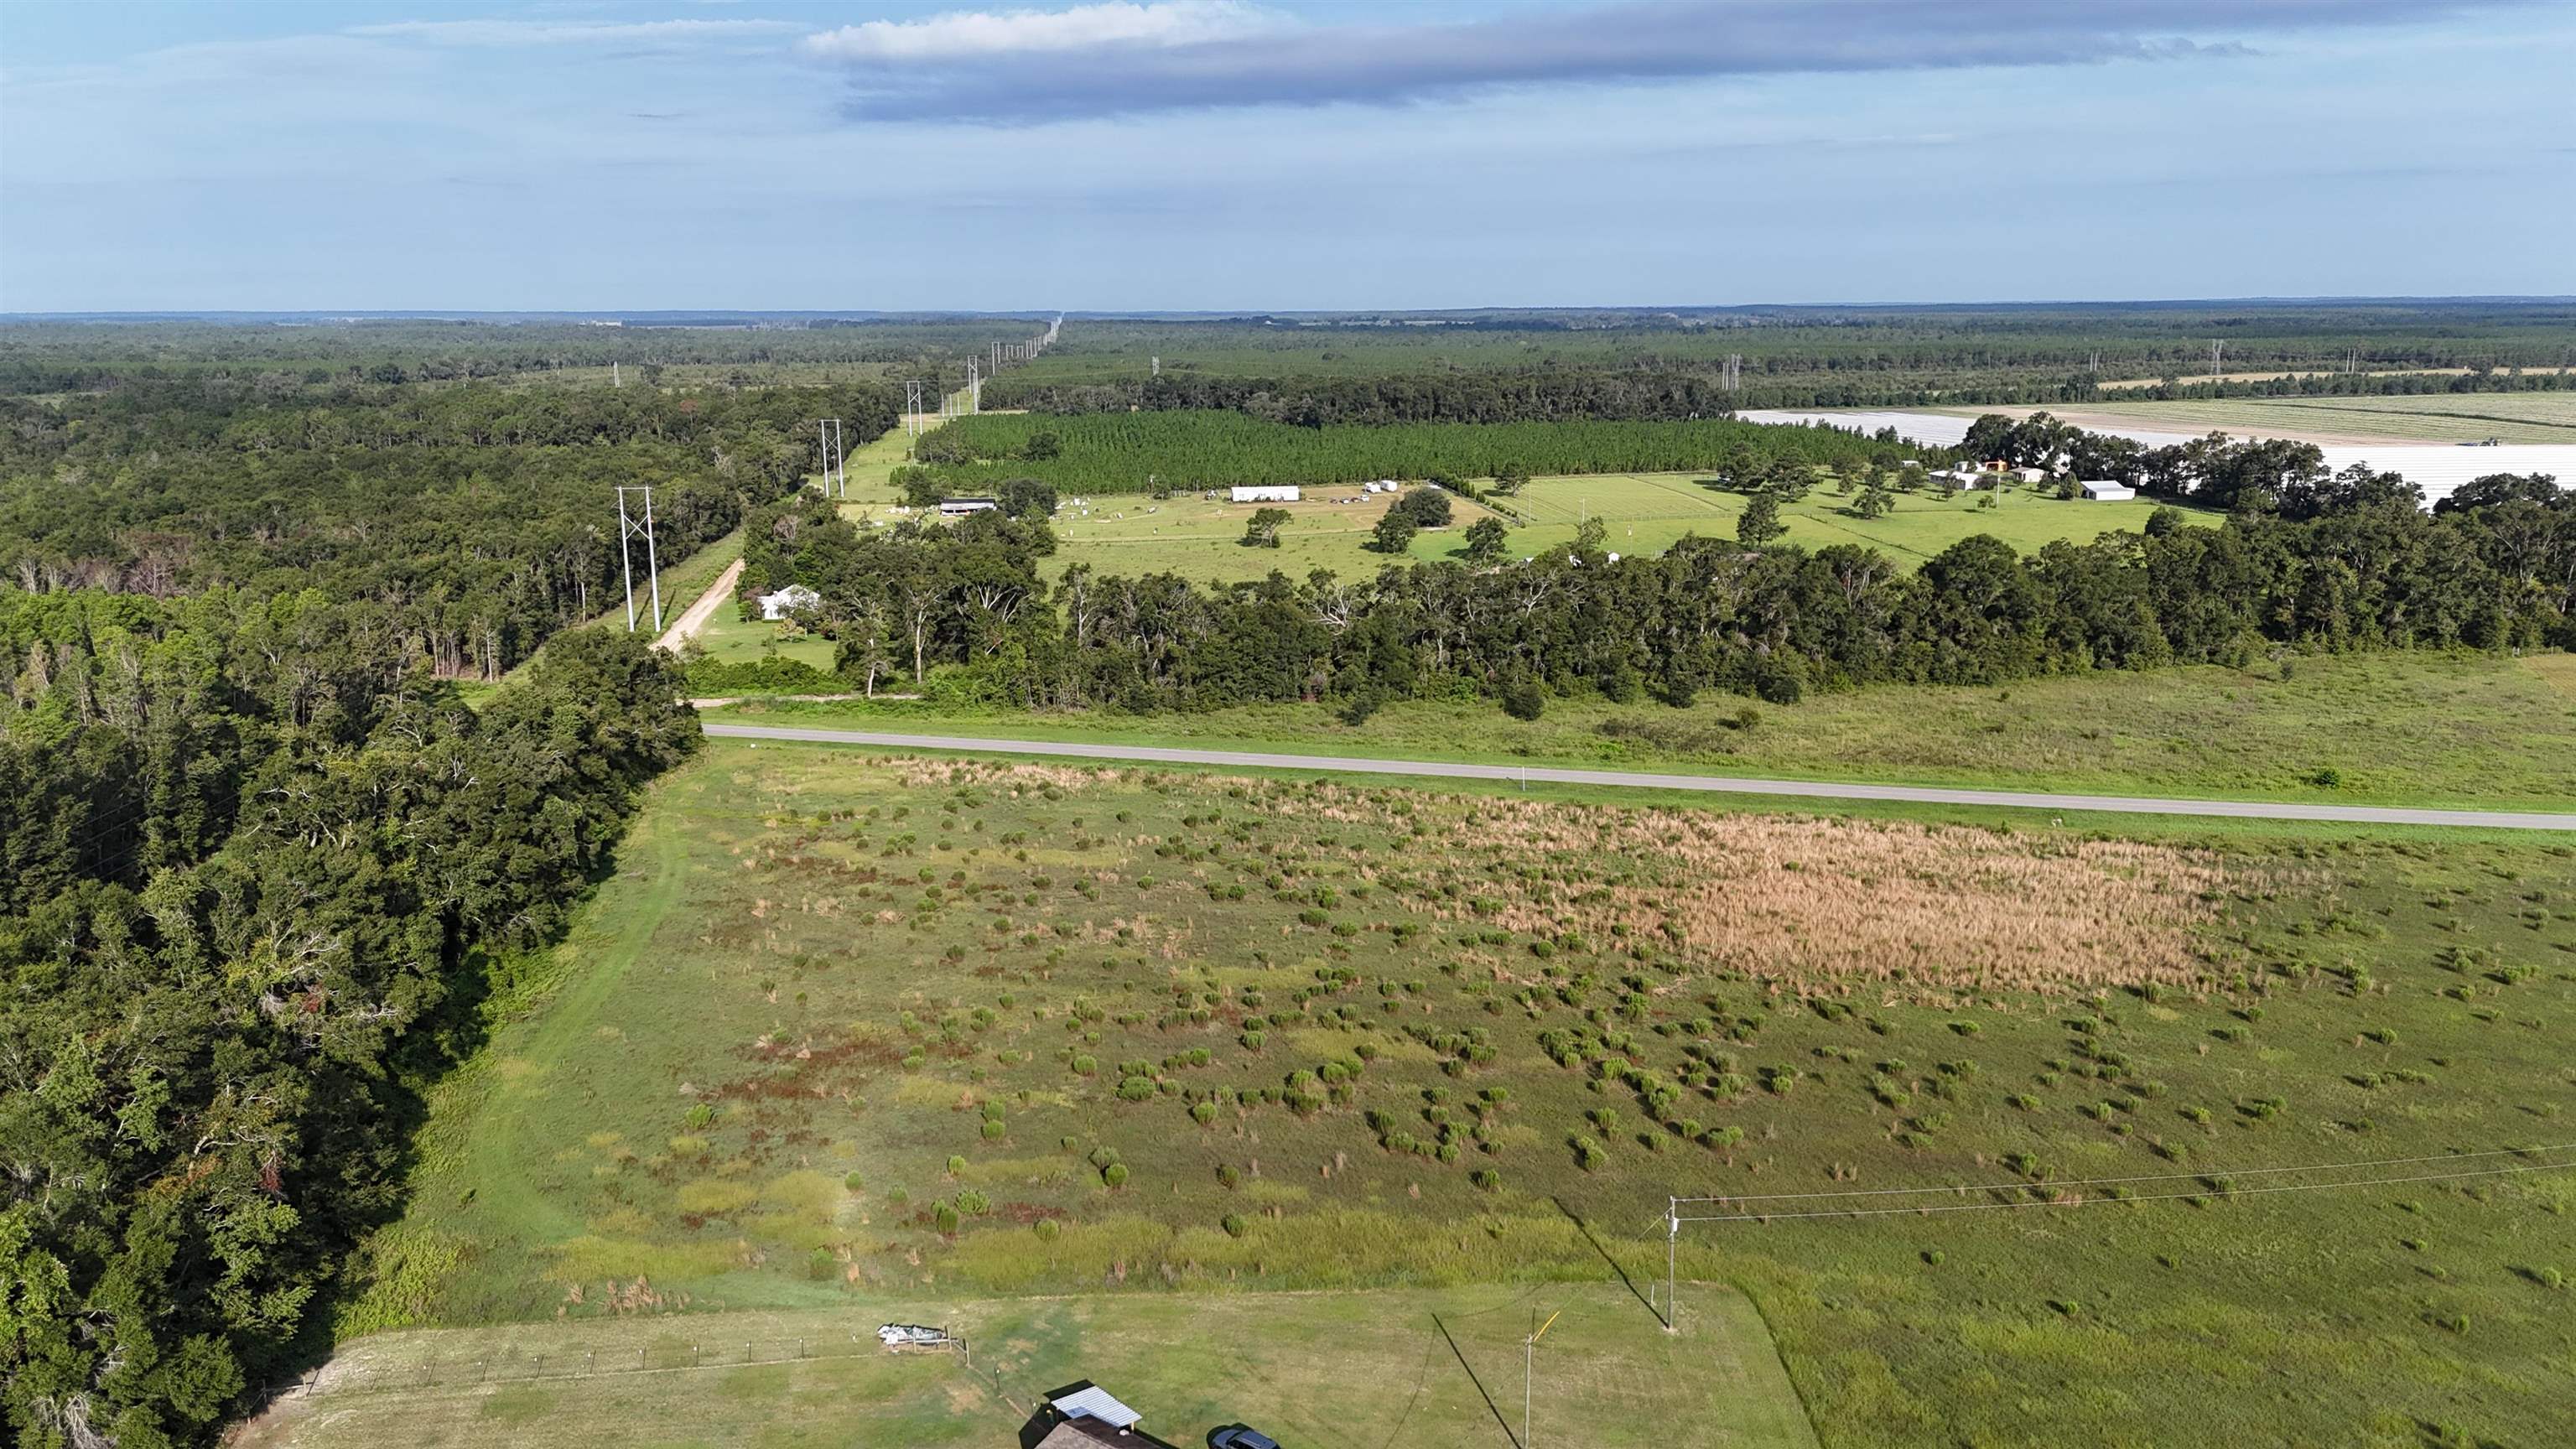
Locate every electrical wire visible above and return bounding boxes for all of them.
[1670,1142,2576,1206]
[1674,1160,2571,1223]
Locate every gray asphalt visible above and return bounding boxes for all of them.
[700,722,2576,831]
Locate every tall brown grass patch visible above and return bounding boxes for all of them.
[1267,785,2278,990]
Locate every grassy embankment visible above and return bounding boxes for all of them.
[705,649,2576,813]
[320,740,2576,1447]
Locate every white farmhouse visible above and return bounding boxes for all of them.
[1230,485,1301,503]
[757,584,820,621]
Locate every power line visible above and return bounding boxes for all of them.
[1658,1143,2576,1326]
[1674,1159,2569,1224]
[1673,1142,2573,1206]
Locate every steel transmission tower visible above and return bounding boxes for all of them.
[816,418,846,497]
[614,486,663,633]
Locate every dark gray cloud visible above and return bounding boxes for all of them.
[802,0,2525,124]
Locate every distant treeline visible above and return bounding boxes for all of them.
[0,600,696,1449]
[984,361,2576,421]
[896,411,1892,496]
[0,379,896,676]
[0,319,1036,395]
[740,463,2575,717]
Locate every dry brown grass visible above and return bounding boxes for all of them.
[1271,787,2275,990]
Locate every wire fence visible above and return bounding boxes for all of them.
[275,1332,991,1403]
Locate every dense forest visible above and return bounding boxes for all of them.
[991,302,2576,412]
[1,598,697,1447]
[745,449,2573,713]
[0,321,905,1447]
[986,361,2576,420]
[0,379,894,677]
[0,317,1045,395]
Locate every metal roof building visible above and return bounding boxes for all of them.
[1049,1384,1141,1429]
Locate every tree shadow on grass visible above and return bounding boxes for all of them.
[1550,1196,1666,1329]
[1430,1313,1523,1449]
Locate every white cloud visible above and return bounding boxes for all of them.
[351,18,802,48]
[799,1,1278,63]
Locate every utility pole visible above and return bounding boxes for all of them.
[614,486,662,633]
[2210,340,2222,381]
[1524,1308,1559,1449]
[1665,1197,1680,1333]
[903,380,927,458]
[967,359,981,414]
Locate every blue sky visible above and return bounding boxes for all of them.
[1,1,2569,313]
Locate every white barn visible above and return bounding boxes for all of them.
[1230,485,1301,503]
[2079,480,2137,501]
[757,584,819,620]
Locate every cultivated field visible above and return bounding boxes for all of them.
[326,741,2576,1447]
[1953,393,2576,446]
[251,1282,1815,1449]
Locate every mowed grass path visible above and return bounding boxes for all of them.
[253,1283,1814,1449]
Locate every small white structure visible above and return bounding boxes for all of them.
[1047,1384,1141,1429]
[1230,485,1301,503]
[2079,480,2137,501]
[2012,466,2048,484]
[938,496,998,516]
[757,584,819,621]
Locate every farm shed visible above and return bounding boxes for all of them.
[939,496,999,516]
[756,584,819,620]
[2079,480,2137,501]
[1229,485,1301,503]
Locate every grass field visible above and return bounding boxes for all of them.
[1488,472,2203,566]
[325,739,2576,1447]
[1032,487,1501,583]
[252,1282,1814,1449]
[1953,393,2576,445]
[707,650,2576,811]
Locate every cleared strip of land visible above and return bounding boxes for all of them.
[699,722,2576,830]
[240,1284,1816,1449]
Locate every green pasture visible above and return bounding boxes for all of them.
[1032,487,1498,584]
[254,1282,1811,1449]
[709,648,2576,812]
[335,740,2576,1446]
[1486,472,2205,566]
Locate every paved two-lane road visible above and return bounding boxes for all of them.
[699,722,2576,831]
